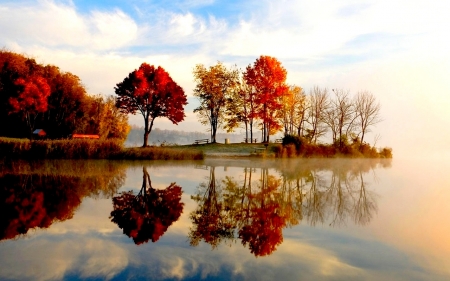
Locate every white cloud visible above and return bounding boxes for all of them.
[1,0,449,156]
[0,0,138,50]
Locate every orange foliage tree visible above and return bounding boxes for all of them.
[115,63,187,147]
[193,62,239,143]
[244,56,287,143]
[9,75,51,137]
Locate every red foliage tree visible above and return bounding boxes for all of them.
[115,63,187,147]
[9,75,51,137]
[244,56,287,143]
[110,167,184,244]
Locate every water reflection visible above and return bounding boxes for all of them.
[0,160,126,241]
[110,166,184,245]
[190,159,382,256]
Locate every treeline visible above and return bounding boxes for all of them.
[0,50,129,140]
[125,126,245,146]
[193,56,386,152]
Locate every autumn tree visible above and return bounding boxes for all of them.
[354,91,381,146]
[279,85,307,136]
[42,65,87,138]
[78,94,130,141]
[9,75,51,138]
[244,55,287,143]
[115,63,187,147]
[0,50,99,139]
[193,62,239,143]
[224,76,258,142]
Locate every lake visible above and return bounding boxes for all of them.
[0,157,449,281]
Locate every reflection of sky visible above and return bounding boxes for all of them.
[0,159,449,280]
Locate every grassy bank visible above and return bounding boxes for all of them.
[0,137,391,160]
[113,146,204,160]
[0,138,204,160]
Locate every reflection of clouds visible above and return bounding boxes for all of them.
[160,257,188,280]
[143,236,367,281]
[79,240,128,279]
[0,237,128,281]
[275,240,363,278]
[43,198,118,235]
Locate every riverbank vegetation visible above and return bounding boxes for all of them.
[0,137,203,160]
[274,135,392,158]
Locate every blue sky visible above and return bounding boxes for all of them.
[1,0,449,157]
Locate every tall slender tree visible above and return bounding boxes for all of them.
[306,86,329,143]
[224,76,258,142]
[354,91,381,146]
[193,62,239,143]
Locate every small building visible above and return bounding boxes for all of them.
[72,134,100,139]
[32,129,46,138]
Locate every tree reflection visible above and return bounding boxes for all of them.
[189,166,235,248]
[0,160,126,241]
[238,169,287,256]
[110,167,184,245]
[190,159,383,256]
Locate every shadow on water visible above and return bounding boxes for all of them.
[189,158,389,256]
[0,160,126,241]
[110,166,184,245]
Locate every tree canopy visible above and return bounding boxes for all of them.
[193,62,239,143]
[244,55,288,143]
[115,63,187,147]
[0,50,129,141]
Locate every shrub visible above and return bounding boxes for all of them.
[379,147,393,158]
[282,135,303,153]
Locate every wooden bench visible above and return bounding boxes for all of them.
[244,138,258,143]
[274,138,282,143]
[194,139,209,145]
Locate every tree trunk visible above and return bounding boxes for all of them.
[245,122,248,143]
[142,117,155,147]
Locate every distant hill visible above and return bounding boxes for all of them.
[125,127,247,146]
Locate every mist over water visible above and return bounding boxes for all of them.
[0,158,448,280]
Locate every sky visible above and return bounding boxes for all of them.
[1,0,449,158]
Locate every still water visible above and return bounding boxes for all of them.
[0,158,449,280]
